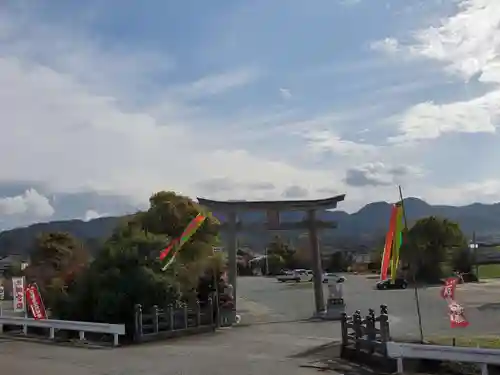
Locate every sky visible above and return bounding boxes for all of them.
[1,0,500,229]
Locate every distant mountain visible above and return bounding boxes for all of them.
[2,197,500,257]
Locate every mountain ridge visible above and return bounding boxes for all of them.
[2,197,500,257]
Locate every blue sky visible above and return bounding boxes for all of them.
[0,0,500,229]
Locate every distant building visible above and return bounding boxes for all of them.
[0,255,29,274]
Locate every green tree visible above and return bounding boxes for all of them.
[266,253,285,275]
[51,191,220,337]
[24,232,90,305]
[451,248,473,274]
[402,216,466,282]
[326,251,350,272]
[267,236,295,269]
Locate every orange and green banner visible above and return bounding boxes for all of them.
[390,204,404,281]
[159,213,207,271]
[380,203,404,281]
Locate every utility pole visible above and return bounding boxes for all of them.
[472,231,478,276]
[265,246,269,275]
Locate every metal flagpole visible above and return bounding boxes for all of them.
[398,185,424,343]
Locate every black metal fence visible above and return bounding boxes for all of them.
[134,298,221,342]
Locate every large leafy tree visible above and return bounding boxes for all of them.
[402,216,466,282]
[51,191,220,336]
[24,232,90,306]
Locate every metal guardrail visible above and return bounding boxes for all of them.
[387,341,500,375]
[0,316,125,346]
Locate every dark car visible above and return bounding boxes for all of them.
[376,278,408,290]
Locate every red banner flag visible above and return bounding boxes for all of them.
[440,277,459,301]
[25,283,47,320]
[448,301,469,328]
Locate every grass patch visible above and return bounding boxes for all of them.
[478,264,500,279]
[429,335,500,349]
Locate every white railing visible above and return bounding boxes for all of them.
[0,316,125,346]
[387,341,500,375]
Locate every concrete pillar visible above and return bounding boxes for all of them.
[308,209,326,315]
[227,211,238,312]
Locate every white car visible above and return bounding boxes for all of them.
[322,273,345,283]
[276,269,310,283]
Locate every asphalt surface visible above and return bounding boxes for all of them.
[2,275,500,375]
[236,275,500,341]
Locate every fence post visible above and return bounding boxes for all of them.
[368,308,375,322]
[183,303,188,329]
[208,297,214,326]
[353,310,362,353]
[134,304,143,342]
[152,305,159,333]
[341,312,348,346]
[168,303,174,330]
[380,304,390,342]
[196,300,201,326]
[365,313,375,354]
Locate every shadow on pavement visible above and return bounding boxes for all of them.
[477,302,500,311]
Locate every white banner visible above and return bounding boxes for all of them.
[12,277,25,313]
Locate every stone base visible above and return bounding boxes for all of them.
[324,298,345,320]
[220,309,235,327]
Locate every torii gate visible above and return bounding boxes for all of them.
[197,195,346,319]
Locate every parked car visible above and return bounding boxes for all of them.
[375,278,408,290]
[276,269,310,283]
[305,270,314,281]
[322,273,346,283]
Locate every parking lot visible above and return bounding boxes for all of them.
[237,275,500,341]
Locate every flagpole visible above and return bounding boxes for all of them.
[398,185,424,343]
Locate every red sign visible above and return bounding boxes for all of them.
[25,283,47,320]
[440,277,458,301]
[448,301,469,328]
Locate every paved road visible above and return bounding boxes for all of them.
[236,275,500,341]
[3,276,500,375]
[0,324,336,375]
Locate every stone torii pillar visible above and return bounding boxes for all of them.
[197,195,346,318]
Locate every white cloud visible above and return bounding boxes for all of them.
[279,88,292,99]
[390,91,500,142]
[339,0,361,5]
[83,210,107,222]
[372,0,500,142]
[166,68,261,100]
[344,162,423,187]
[408,0,500,82]
[0,189,54,218]
[0,7,345,210]
[302,130,378,156]
[370,38,400,54]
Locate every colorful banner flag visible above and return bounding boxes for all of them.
[12,276,25,313]
[159,213,207,271]
[25,283,47,320]
[440,277,459,302]
[440,277,469,328]
[390,204,404,281]
[380,205,397,280]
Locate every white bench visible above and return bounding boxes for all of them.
[387,341,500,375]
[0,316,125,346]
